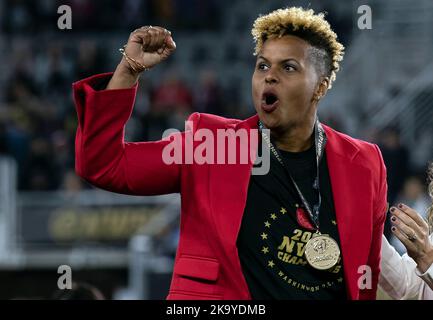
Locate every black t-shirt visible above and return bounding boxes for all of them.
[236,144,347,299]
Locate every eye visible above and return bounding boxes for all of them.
[257,62,269,71]
[284,64,296,72]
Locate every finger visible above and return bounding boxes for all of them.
[391,217,417,241]
[390,206,424,235]
[147,27,167,51]
[146,28,161,51]
[141,29,152,48]
[391,225,417,252]
[157,29,171,54]
[155,28,169,53]
[165,35,176,50]
[160,37,176,60]
[144,25,166,33]
[137,26,168,51]
[130,29,151,48]
[397,203,429,230]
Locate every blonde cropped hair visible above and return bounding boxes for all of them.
[251,7,345,88]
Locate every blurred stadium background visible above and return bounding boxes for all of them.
[0,0,432,299]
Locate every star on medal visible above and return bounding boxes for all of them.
[261,232,268,240]
[280,207,287,214]
[261,247,269,254]
[270,213,277,220]
[268,260,275,268]
[264,221,271,228]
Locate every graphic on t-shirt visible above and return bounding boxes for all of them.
[258,206,343,292]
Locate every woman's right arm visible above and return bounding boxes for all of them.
[389,204,433,294]
[379,235,424,299]
[414,242,433,291]
[73,26,182,196]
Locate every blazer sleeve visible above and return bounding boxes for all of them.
[359,144,388,300]
[379,235,424,299]
[73,73,199,196]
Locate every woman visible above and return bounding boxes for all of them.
[73,7,387,299]
[380,165,433,299]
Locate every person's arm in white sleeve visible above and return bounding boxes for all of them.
[379,235,424,299]
[414,235,433,291]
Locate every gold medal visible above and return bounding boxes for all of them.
[304,233,340,270]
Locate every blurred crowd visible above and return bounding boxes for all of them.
[1,0,221,35]
[0,0,239,191]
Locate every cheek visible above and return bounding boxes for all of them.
[251,75,261,101]
[304,70,318,88]
[286,77,316,103]
[280,80,309,105]
[304,70,320,97]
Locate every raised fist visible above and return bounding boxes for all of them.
[120,26,176,74]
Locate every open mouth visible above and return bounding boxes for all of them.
[261,91,279,112]
[264,93,278,105]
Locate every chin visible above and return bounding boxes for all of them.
[260,116,299,136]
[256,108,279,127]
[258,114,281,130]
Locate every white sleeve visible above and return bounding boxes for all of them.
[415,264,433,291]
[379,235,424,299]
[414,235,433,291]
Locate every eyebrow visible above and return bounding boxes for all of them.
[257,55,300,66]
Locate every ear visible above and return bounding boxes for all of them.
[313,77,329,101]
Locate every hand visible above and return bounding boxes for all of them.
[390,203,433,273]
[107,26,176,89]
[120,25,176,73]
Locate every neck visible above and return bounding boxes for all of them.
[272,121,315,153]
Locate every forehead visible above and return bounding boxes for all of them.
[258,35,311,61]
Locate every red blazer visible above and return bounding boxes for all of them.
[73,73,388,300]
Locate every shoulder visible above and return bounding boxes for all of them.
[323,124,384,166]
[323,124,378,153]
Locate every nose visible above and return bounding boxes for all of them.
[264,70,279,84]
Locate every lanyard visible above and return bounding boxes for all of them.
[258,118,327,231]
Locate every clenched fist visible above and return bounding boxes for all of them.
[107,26,176,90]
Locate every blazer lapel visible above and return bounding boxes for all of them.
[324,126,374,300]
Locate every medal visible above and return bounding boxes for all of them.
[304,232,340,270]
